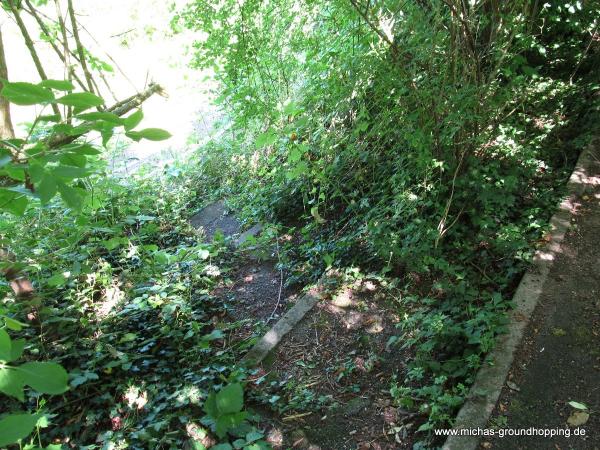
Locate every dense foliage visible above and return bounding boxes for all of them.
[175,0,600,442]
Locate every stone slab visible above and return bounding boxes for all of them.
[242,288,322,365]
[190,200,241,240]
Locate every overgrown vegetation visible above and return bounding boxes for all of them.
[174,0,600,444]
[0,0,598,449]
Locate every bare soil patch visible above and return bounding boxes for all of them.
[251,280,418,450]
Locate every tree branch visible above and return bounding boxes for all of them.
[67,0,95,94]
[22,0,88,92]
[47,82,164,148]
[7,0,62,117]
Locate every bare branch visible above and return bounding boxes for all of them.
[67,0,95,94]
[0,26,15,139]
[22,0,88,92]
[7,0,62,117]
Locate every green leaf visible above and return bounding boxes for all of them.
[123,109,143,131]
[190,442,207,450]
[126,128,172,142]
[0,328,11,362]
[1,82,54,105]
[52,165,89,179]
[255,130,277,148]
[118,333,137,343]
[203,392,218,418]
[202,329,224,341]
[37,175,58,204]
[4,317,24,331]
[38,114,61,123]
[568,401,588,410]
[215,411,247,438]
[211,444,233,450]
[16,361,69,395]
[59,153,87,168]
[0,367,24,401]
[0,155,11,168]
[61,143,101,156]
[216,383,244,415]
[0,189,28,216]
[76,111,123,124]
[287,161,308,180]
[245,431,264,443]
[310,206,326,224]
[10,339,26,361]
[0,413,38,446]
[47,272,67,287]
[288,147,302,163]
[283,101,302,116]
[39,79,75,91]
[101,128,114,147]
[57,182,85,210]
[56,92,104,110]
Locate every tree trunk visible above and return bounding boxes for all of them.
[0,27,15,140]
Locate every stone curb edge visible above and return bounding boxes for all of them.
[443,140,600,450]
[241,287,322,365]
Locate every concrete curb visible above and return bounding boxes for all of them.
[242,287,322,365]
[443,140,600,450]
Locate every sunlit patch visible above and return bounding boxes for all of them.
[363,280,377,291]
[537,251,555,261]
[186,422,216,447]
[266,427,283,447]
[124,385,148,410]
[322,282,386,334]
[331,287,354,307]
[204,264,221,276]
[175,385,202,405]
[97,283,124,318]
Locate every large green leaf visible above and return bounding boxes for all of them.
[39,79,75,91]
[52,165,89,180]
[37,175,58,204]
[255,130,277,148]
[0,82,54,105]
[211,444,233,450]
[57,183,85,210]
[215,411,247,438]
[60,153,87,168]
[123,109,143,130]
[0,367,24,401]
[0,189,28,216]
[203,391,219,418]
[0,413,38,446]
[0,329,11,361]
[4,317,24,332]
[56,92,104,110]
[9,338,26,361]
[60,143,101,156]
[76,111,123,124]
[16,361,69,395]
[126,128,172,142]
[216,383,244,415]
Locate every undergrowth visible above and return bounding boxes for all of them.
[175,0,600,445]
[1,166,270,448]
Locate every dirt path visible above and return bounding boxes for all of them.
[484,168,600,449]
